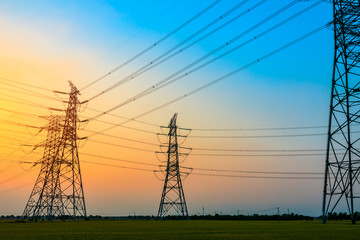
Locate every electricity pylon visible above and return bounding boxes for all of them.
[23,81,87,220]
[156,113,192,219]
[23,115,64,220]
[322,1,360,224]
[55,81,87,218]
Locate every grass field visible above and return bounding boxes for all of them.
[0,220,359,240]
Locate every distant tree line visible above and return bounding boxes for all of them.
[0,213,311,221]
[1,212,358,222]
[162,213,313,221]
[325,212,359,221]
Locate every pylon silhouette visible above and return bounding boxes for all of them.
[23,115,64,220]
[156,113,192,219]
[322,1,360,224]
[56,81,86,218]
[23,81,86,220]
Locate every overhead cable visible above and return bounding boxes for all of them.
[87,0,301,119]
[86,23,330,137]
[80,0,223,91]
[87,0,261,102]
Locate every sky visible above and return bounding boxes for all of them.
[0,0,342,217]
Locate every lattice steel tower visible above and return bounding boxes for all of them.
[322,1,360,224]
[23,115,64,220]
[56,81,86,218]
[157,114,190,219]
[23,81,87,220]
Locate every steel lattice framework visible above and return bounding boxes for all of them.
[23,81,86,220]
[55,81,86,218]
[23,115,64,220]
[322,0,360,224]
[157,114,190,219]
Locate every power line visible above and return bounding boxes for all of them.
[86,138,154,153]
[191,125,328,132]
[0,170,32,185]
[0,133,43,147]
[190,153,326,157]
[0,80,61,103]
[191,147,329,152]
[85,106,160,128]
[87,0,260,102]
[80,160,322,180]
[0,81,331,137]
[82,160,155,172]
[0,77,53,92]
[0,94,50,111]
[11,130,157,156]
[87,0,303,120]
[82,129,158,146]
[190,172,322,180]
[80,0,223,91]
[0,92,160,131]
[0,118,42,130]
[188,130,360,138]
[188,132,327,138]
[78,152,323,175]
[80,152,158,167]
[0,93,159,138]
[0,98,158,135]
[23,101,340,150]
[80,117,157,135]
[0,184,29,194]
[0,90,335,155]
[0,134,43,145]
[80,127,340,154]
[0,130,45,174]
[0,77,163,129]
[0,77,160,129]
[0,106,44,120]
[86,23,330,138]
[0,87,160,132]
[0,99,334,133]
[81,134,337,157]
[191,167,322,175]
[71,0,182,83]
[0,72,330,135]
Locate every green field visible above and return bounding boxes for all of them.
[0,220,359,240]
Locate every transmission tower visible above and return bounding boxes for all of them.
[23,115,64,220]
[156,113,192,219]
[322,1,360,224]
[55,81,87,219]
[23,81,87,220]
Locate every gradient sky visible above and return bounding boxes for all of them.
[0,0,340,216]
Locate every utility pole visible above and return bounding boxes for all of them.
[157,114,191,219]
[277,207,280,223]
[322,0,360,225]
